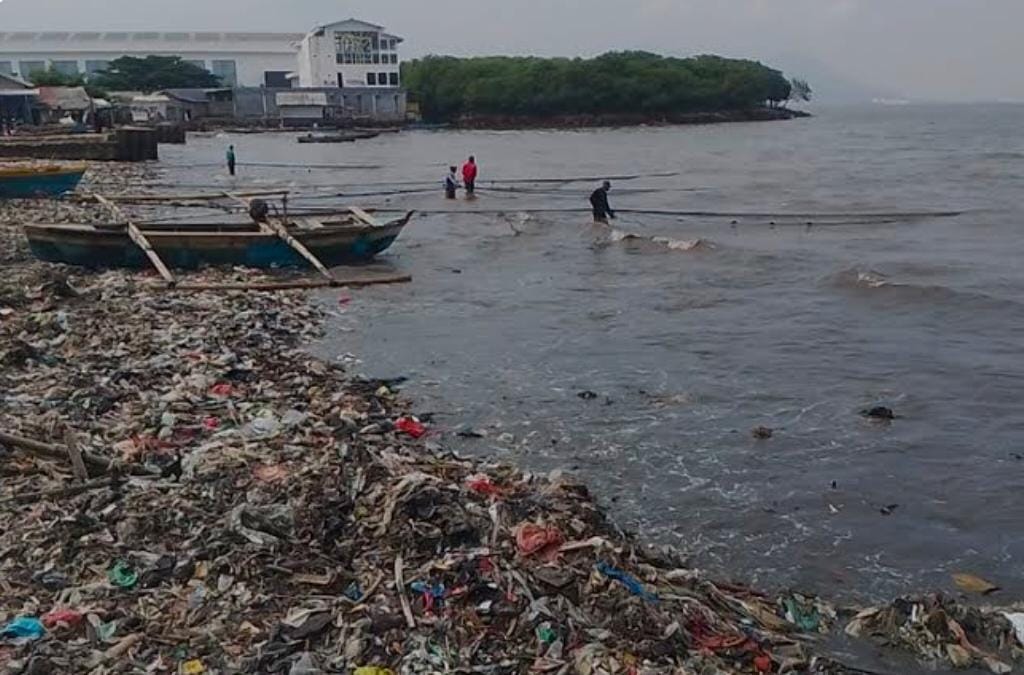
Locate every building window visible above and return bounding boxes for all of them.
[0,61,13,75]
[373,54,380,64]
[390,54,398,64]
[389,73,399,86]
[85,60,111,78]
[264,71,291,88]
[378,73,387,86]
[52,61,80,76]
[19,61,47,79]
[366,72,377,86]
[335,32,375,65]
[211,60,237,86]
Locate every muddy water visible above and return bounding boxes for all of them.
[162,104,1024,607]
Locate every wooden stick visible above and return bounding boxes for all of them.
[91,192,176,286]
[167,274,412,292]
[223,191,335,281]
[62,427,90,482]
[0,430,157,476]
[0,477,115,505]
[394,555,416,629]
[349,206,381,227]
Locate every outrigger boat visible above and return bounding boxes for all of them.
[24,210,413,271]
[0,164,87,199]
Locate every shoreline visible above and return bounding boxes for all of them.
[0,169,1020,674]
[449,107,810,131]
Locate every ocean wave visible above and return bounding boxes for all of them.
[828,268,1024,313]
[609,228,712,251]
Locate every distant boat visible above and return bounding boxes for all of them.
[23,210,413,270]
[298,131,381,144]
[0,164,87,199]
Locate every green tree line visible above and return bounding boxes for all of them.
[402,52,796,121]
[28,56,221,96]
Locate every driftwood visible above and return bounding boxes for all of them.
[0,477,118,505]
[0,430,158,476]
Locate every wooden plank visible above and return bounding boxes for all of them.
[0,430,159,477]
[349,206,381,227]
[223,191,335,281]
[91,192,176,286]
[82,189,289,204]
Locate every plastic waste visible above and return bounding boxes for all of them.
[410,581,446,612]
[515,522,564,561]
[289,652,321,674]
[395,417,427,439]
[595,561,659,604]
[180,660,205,674]
[108,560,139,588]
[1,617,45,640]
[783,596,821,632]
[1002,613,1024,647]
[208,383,233,397]
[242,413,282,439]
[42,609,83,629]
[344,581,363,602]
[952,572,1000,595]
[33,570,69,591]
[466,474,503,497]
[354,668,394,675]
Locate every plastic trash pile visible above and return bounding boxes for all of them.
[2,191,1023,674]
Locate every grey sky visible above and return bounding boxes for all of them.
[2,0,1020,101]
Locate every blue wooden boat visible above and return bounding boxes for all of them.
[0,164,87,199]
[23,211,413,270]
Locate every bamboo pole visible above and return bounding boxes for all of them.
[91,192,177,286]
[223,191,336,282]
[79,189,289,204]
[167,273,412,292]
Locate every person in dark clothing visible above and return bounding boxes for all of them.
[589,181,615,223]
[226,145,237,176]
[444,166,459,199]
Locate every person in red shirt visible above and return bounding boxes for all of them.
[461,156,478,198]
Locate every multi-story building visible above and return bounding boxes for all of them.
[295,19,403,89]
[0,18,404,91]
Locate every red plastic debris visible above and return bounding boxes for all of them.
[42,609,83,629]
[515,523,564,561]
[339,295,352,306]
[209,383,234,398]
[395,417,427,439]
[466,474,503,497]
[753,653,773,673]
[202,416,221,430]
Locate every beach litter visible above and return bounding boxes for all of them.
[1,180,1022,674]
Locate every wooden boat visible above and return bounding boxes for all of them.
[297,131,380,144]
[23,211,413,270]
[0,164,87,199]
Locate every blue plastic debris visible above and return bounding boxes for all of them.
[344,581,364,602]
[595,561,659,604]
[1,616,45,641]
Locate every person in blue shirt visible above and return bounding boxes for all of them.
[226,145,237,176]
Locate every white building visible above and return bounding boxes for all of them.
[296,19,403,89]
[0,19,404,91]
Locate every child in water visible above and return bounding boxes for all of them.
[444,166,459,199]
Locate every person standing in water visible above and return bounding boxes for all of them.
[461,155,478,198]
[589,181,615,223]
[444,165,459,199]
[226,145,237,176]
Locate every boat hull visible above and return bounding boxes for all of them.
[0,168,86,199]
[24,221,406,270]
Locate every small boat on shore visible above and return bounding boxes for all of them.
[23,210,413,270]
[0,164,87,199]
[298,131,380,144]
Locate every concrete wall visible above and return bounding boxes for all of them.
[0,31,301,87]
[233,86,406,122]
